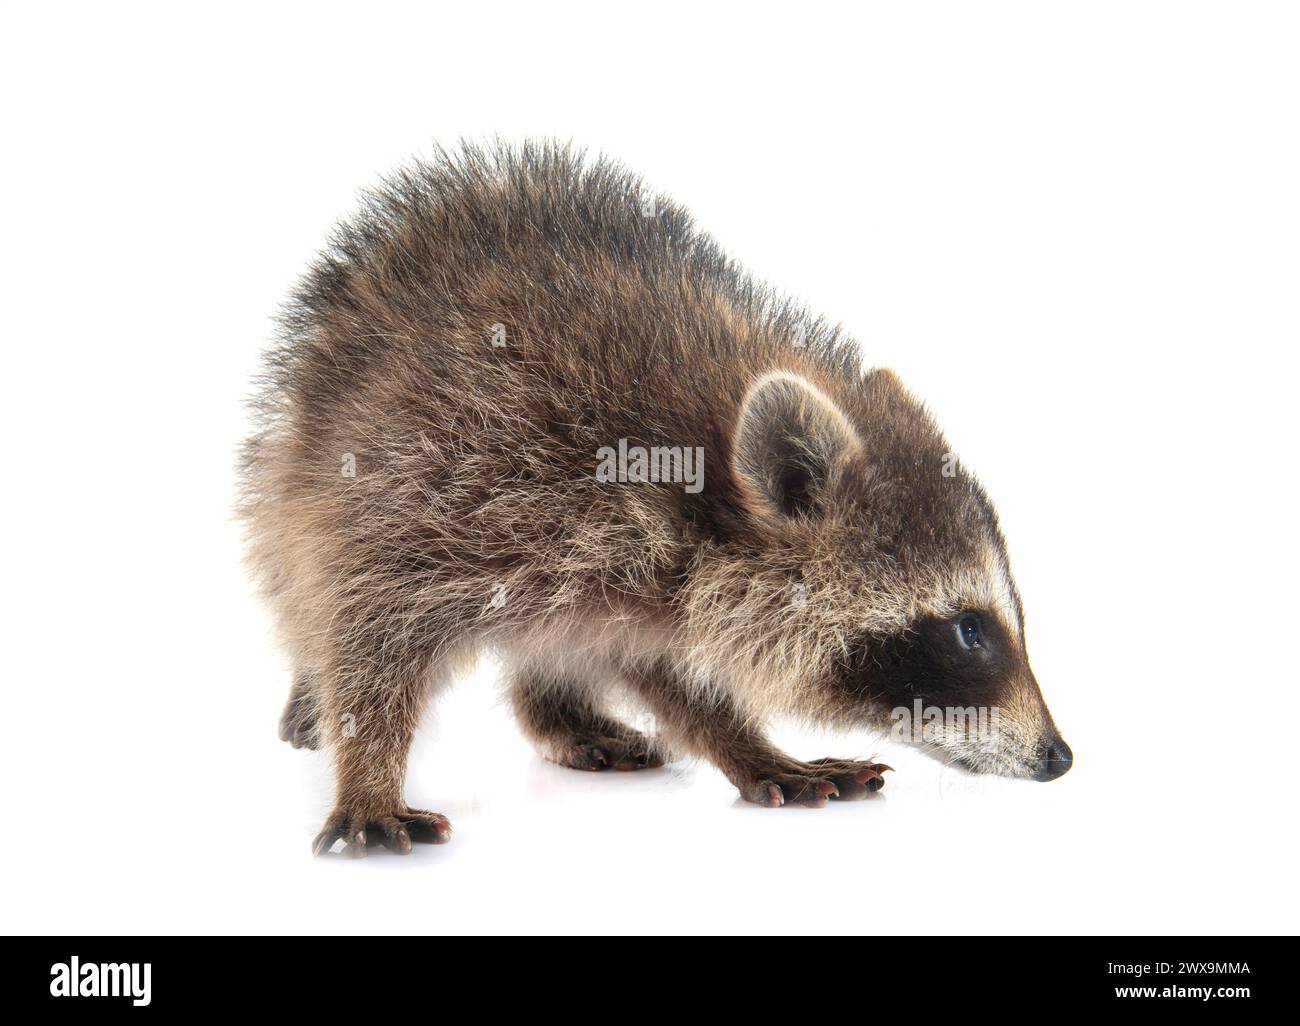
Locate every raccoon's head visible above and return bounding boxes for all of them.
[717,368,1071,782]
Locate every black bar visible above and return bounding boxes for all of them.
[0,935,1284,1016]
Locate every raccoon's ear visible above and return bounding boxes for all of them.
[732,371,863,522]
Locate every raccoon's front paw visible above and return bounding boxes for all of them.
[802,758,892,800]
[737,760,891,808]
[311,807,452,857]
[546,734,667,772]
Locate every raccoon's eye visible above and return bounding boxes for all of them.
[957,615,982,650]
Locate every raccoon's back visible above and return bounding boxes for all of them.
[241,142,871,573]
[269,142,867,440]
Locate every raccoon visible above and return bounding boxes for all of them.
[239,141,1072,857]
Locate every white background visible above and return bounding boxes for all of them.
[2,1,1296,935]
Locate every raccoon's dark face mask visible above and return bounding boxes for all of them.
[844,610,1072,781]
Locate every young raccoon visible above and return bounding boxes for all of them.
[240,141,1072,857]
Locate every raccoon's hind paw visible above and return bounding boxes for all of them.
[738,761,891,808]
[278,685,320,750]
[545,734,667,772]
[311,807,452,857]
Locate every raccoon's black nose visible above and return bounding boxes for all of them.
[1033,738,1073,781]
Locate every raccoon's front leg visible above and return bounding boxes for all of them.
[310,651,452,857]
[625,663,888,807]
[509,666,667,771]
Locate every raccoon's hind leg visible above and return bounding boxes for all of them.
[510,665,667,771]
[278,669,321,750]
[310,636,461,857]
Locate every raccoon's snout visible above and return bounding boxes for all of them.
[1031,736,1073,781]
